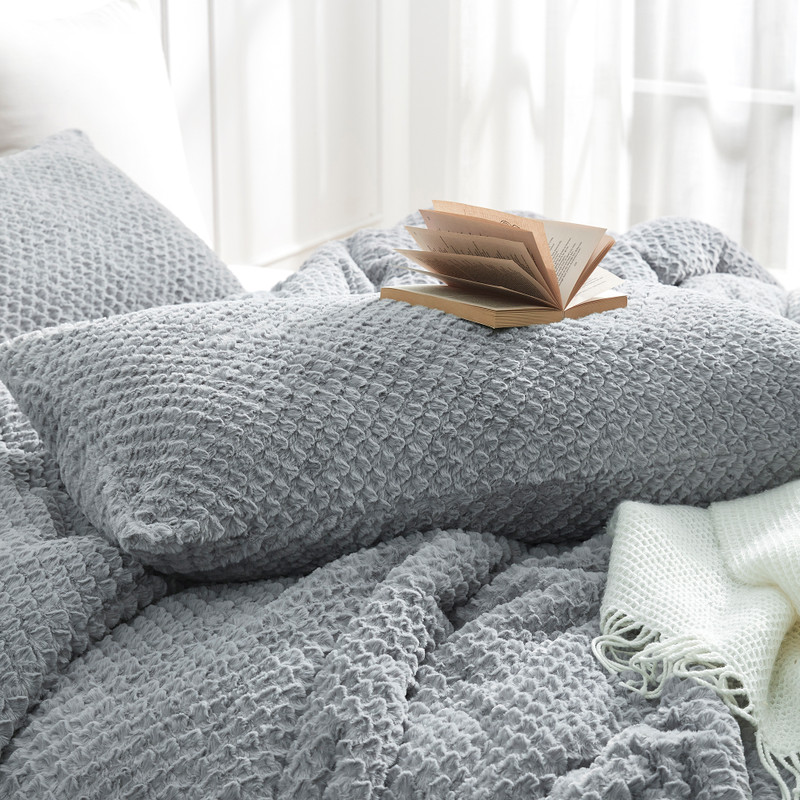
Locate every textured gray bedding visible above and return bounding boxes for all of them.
[0,213,798,798]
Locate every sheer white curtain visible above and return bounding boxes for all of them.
[162,0,800,285]
[390,0,800,286]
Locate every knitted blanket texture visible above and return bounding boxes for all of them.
[0,215,797,798]
[595,479,800,799]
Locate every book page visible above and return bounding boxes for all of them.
[407,286,547,311]
[563,235,616,304]
[429,202,560,302]
[405,227,553,303]
[587,234,616,270]
[395,249,552,301]
[542,220,607,303]
[565,267,623,308]
[386,275,547,305]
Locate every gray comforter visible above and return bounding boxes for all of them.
[0,215,798,798]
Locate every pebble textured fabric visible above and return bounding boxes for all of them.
[0,531,767,799]
[0,128,237,752]
[0,218,798,580]
[0,129,241,340]
[0,382,166,753]
[0,214,795,798]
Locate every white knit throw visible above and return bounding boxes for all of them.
[593,479,800,799]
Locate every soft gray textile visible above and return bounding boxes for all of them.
[0,531,761,799]
[0,129,241,340]
[0,383,165,752]
[0,214,796,798]
[0,219,797,580]
[0,128,240,751]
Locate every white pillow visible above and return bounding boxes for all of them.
[0,0,209,241]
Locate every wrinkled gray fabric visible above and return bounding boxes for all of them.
[0,129,241,340]
[0,129,240,752]
[0,531,763,799]
[0,219,797,580]
[0,383,166,753]
[0,215,796,798]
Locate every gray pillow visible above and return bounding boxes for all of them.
[0,129,241,340]
[0,129,240,748]
[0,280,797,581]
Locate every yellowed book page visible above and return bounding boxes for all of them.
[405,227,553,303]
[566,267,624,308]
[392,261,550,304]
[386,284,555,311]
[396,249,547,300]
[564,234,617,304]
[564,291,627,320]
[542,220,607,302]
[381,285,565,328]
[420,209,555,298]
[430,202,560,302]
[588,234,616,269]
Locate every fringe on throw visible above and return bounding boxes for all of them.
[592,608,800,800]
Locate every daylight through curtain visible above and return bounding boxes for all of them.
[435,0,800,285]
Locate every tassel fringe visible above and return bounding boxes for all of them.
[592,608,800,800]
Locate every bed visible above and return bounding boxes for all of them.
[0,126,798,799]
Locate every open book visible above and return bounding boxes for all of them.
[380,200,627,328]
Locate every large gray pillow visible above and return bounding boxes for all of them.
[0,129,241,340]
[0,277,797,581]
